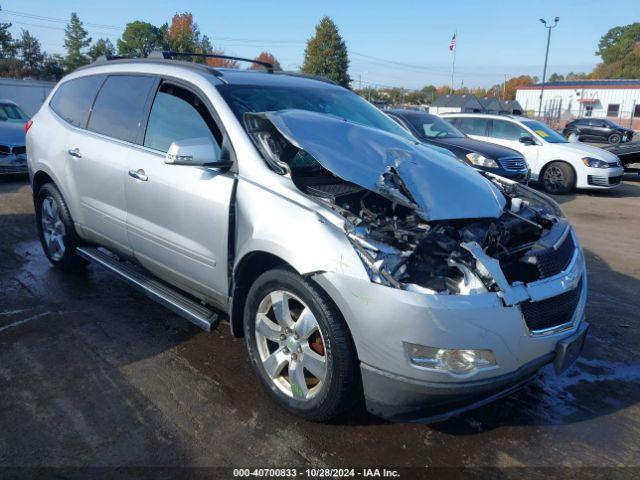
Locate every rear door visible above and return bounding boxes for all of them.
[67,74,157,254]
[452,117,490,142]
[124,80,235,304]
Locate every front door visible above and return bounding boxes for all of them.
[125,81,235,304]
[487,119,542,175]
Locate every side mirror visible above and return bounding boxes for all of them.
[165,137,232,169]
[519,135,536,145]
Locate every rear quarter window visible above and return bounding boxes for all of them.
[87,75,156,144]
[456,117,488,136]
[49,75,106,128]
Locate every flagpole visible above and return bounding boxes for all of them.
[450,30,457,94]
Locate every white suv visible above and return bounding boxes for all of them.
[442,113,624,194]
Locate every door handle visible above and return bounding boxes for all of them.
[128,169,148,182]
[67,148,82,158]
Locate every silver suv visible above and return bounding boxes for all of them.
[26,55,588,422]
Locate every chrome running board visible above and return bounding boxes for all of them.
[77,247,219,331]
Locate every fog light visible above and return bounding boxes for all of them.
[404,343,496,374]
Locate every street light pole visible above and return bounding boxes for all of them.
[537,17,559,118]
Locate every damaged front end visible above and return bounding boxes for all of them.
[245,109,574,299]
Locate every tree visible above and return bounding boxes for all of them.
[88,38,115,61]
[64,12,91,72]
[548,72,564,82]
[503,75,535,100]
[591,23,640,78]
[18,29,44,76]
[205,52,238,68]
[566,71,589,81]
[117,21,163,58]
[41,54,65,80]
[168,12,200,53]
[250,51,281,70]
[0,21,16,59]
[301,16,350,87]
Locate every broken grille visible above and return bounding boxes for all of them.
[521,278,583,332]
[532,232,575,279]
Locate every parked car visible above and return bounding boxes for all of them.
[386,109,530,183]
[562,118,635,144]
[26,56,588,422]
[0,99,29,175]
[443,113,625,194]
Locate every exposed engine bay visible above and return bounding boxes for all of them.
[245,110,573,297]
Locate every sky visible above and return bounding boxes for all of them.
[2,0,637,89]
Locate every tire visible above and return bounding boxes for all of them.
[35,183,86,271]
[608,133,621,145]
[541,162,575,195]
[243,267,360,421]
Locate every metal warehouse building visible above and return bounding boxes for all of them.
[516,80,640,130]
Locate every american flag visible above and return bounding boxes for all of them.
[449,34,456,51]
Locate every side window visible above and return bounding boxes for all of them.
[50,75,106,128]
[491,120,529,141]
[87,75,156,143]
[144,83,222,153]
[456,117,488,136]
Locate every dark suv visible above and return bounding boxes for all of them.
[562,118,635,144]
[387,109,529,182]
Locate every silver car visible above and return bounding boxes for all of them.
[25,57,588,422]
[0,99,29,175]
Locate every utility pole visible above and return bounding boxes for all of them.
[537,17,559,118]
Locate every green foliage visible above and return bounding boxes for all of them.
[88,38,115,61]
[41,54,65,80]
[302,16,350,87]
[117,21,163,58]
[18,30,44,76]
[548,72,564,82]
[592,23,640,78]
[0,21,16,59]
[64,12,91,72]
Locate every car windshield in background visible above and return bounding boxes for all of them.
[405,114,465,139]
[522,120,567,143]
[216,85,413,140]
[0,104,29,122]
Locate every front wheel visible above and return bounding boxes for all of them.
[608,133,621,144]
[244,268,360,421]
[35,183,86,271]
[541,162,575,195]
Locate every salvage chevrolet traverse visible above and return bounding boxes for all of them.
[25,54,588,422]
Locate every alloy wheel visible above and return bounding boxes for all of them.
[543,166,565,193]
[254,290,328,401]
[41,196,66,261]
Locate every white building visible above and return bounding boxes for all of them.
[516,79,640,129]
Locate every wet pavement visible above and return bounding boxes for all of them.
[1,175,639,470]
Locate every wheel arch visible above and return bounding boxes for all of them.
[540,159,577,180]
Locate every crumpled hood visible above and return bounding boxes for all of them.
[253,109,506,221]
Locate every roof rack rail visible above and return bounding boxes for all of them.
[94,54,131,62]
[149,50,277,73]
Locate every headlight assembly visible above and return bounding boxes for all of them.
[582,157,609,169]
[466,152,498,168]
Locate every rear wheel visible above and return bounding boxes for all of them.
[608,133,621,144]
[35,183,86,270]
[244,268,360,421]
[541,162,575,195]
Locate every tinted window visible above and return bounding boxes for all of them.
[521,120,567,143]
[456,117,489,136]
[491,120,529,141]
[87,75,155,143]
[403,113,465,139]
[144,83,221,152]
[0,103,29,122]
[50,75,106,128]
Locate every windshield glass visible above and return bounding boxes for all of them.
[0,104,29,122]
[522,120,567,143]
[216,84,414,141]
[403,113,465,139]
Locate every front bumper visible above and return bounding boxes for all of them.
[312,230,587,421]
[0,154,28,175]
[579,166,625,188]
